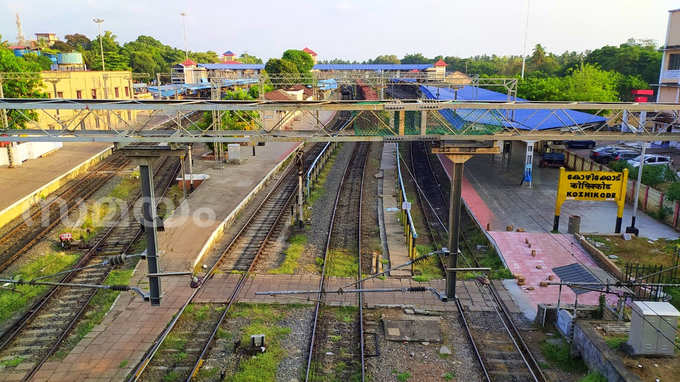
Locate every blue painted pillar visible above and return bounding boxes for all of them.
[523,140,536,188]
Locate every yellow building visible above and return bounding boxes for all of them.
[657,8,680,103]
[38,70,138,130]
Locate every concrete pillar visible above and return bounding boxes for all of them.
[446,154,471,299]
[523,140,536,188]
[420,110,427,135]
[139,161,161,306]
[398,110,405,136]
[389,111,395,133]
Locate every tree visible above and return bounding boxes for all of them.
[401,53,430,64]
[22,53,53,71]
[586,40,661,85]
[85,31,129,71]
[64,33,91,50]
[519,64,620,102]
[129,51,159,75]
[51,41,75,52]
[0,47,46,128]
[281,49,314,73]
[189,51,218,64]
[238,53,262,64]
[368,55,400,64]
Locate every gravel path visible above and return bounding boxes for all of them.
[276,307,314,381]
[299,143,355,273]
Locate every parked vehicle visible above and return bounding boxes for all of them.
[566,140,596,149]
[612,149,641,162]
[589,146,618,163]
[627,154,673,168]
[539,152,565,168]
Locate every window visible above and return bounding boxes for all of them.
[114,87,119,98]
[56,91,63,98]
[91,89,97,99]
[125,86,130,97]
[76,90,82,99]
[669,54,680,70]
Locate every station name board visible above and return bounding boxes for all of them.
[553,167,629,233]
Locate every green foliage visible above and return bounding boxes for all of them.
[667,182,680,202]
[540,339,587,372]
[238,53,263,64]
[667,287,680,311]
[0,47,47,127]
[443,372,455,380]
[367,54,400,64]
[0,356,24,367]
[519,64,621,102]
[84,31,130,71]
[401,53,430,64]
[65,33,91,50]
[0,251,78,323]
[327,248,358,277]
[586,39,662,87]
[578,372,608,382]
[604,336,627,349]
[269,234,307,274]
[282,49,314,72]
[396,371,412,381]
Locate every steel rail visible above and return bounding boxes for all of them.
[357,143,367,382]
[128,147,302,382]
[304,142,368,382]
[0,157,180,382]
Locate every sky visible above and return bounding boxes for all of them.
[1,0,678,62]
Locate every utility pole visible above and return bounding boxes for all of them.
[520,0,530,80]
[0,78,15,168]
[180,12,188,60]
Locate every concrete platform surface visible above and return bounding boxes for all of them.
[33,142,300,382]
[195,273,516,313]
[381,143,411,277]
[458,142,677,239]
[0,142,112,213]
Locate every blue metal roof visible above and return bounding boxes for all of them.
[198,63,264,70]
[421,85,606,131]
[313,64,433,71]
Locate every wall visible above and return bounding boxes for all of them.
[558,149,680,232]
[0,142,63,166]
[38,71,137,130]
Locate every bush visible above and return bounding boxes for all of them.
[667,182,680,201]
[609,160,629,172]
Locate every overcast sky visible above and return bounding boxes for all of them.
[1,0,678,61]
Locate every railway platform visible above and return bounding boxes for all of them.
[31,142,300,382]
[435,144,676,317]
[0,142,112,229]
[380,143,411,278]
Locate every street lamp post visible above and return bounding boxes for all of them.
[92,18,105,71]
[520,0,530,80]
[180,12,188,60]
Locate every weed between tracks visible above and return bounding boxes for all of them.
[269,234,307,275]
[326,248,358,277]
[539,338,587,373]
[0,251,78,323]
[53,266,136,359]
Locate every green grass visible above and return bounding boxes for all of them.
[306,147,340,208]
[0,356,24,368]
[110,171,139,200]
[327,249,358,277]
[578,372,607,382]
[119,360,128,368]
[540,339,587,373]
[163,371,180,382]
[412,244,443,282]
[443,372,454,380]
[0,251,78,323]
[269,234,307,274]
[334,306,358,324]
[604,336,627,350]
[226,304,294,382]
[54,268,134,359]
[396,371,411,381]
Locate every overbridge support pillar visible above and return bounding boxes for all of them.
[523,140,536,187]
[445,154,471,299]
[139,160,162,306]
[398,110,405,136]
[420,111,427,135]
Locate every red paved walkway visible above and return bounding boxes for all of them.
[437,154,617,311]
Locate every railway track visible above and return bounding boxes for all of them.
[406,141,546,382]
[0,156,180,381]
[0,152,131,272]
[305,142,368,382]
[130,144,337,382]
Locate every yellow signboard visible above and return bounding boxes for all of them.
[554,167,628,233]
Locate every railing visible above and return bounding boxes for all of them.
[396,143,418,260]
[305,142,337,198]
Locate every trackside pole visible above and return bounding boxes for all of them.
[140,160,161,305]
[446,156,470,299]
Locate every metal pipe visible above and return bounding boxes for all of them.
[628,140,647,234]
[447,161,464,299]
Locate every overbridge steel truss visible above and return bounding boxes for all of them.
[1,97,680,143]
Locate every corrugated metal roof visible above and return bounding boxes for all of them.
[313,64,433,71]
[421,85,606,131]
[552,263,601,295]
[198,63,265,70]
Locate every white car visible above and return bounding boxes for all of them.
[627,154,672,168]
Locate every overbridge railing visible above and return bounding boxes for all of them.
[305,142,337,198]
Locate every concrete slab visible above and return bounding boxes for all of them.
[381,143,411,277]
[383,315,442,342]
[32,142,300,382]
